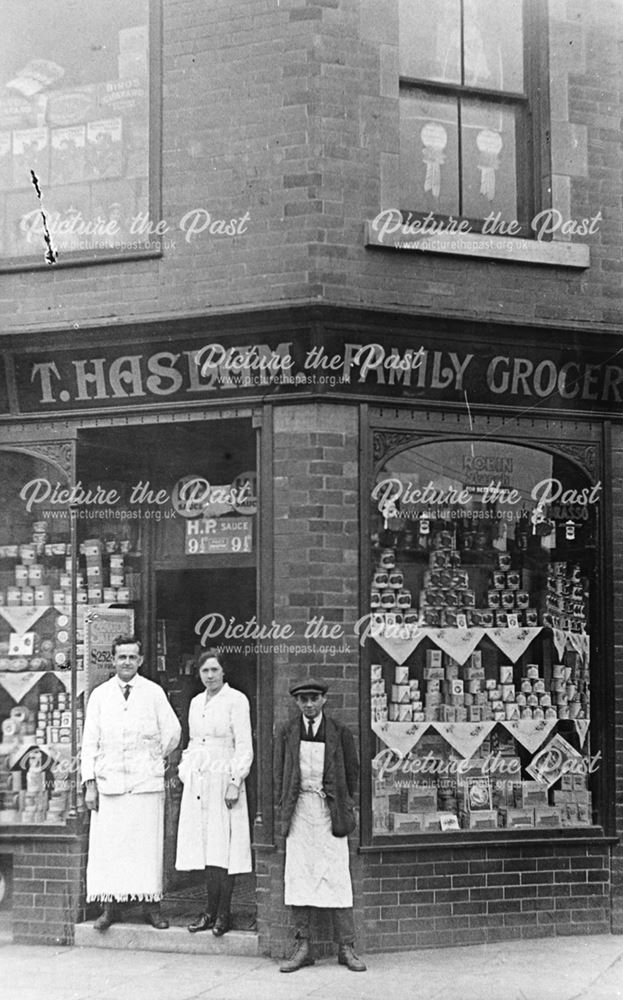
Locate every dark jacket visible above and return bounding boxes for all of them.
[274,713,359,838]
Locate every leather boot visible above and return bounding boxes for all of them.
[212,871,233,936]
[93,904,116,931]
[337,943,367,972]
[143,902,169,929]
[188,911,215,933]
[279,936,315,973]
[188,868,219,932]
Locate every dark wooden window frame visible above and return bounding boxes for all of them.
[359,403,612,850]
[0,0,163,273]
[398,0,550,237]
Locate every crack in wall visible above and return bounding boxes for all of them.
[30,169,58,265]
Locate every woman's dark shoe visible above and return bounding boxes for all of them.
[188,912,215,933]
[212,915,230,937]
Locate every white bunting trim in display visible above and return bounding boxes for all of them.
[502,718,557,754]
[371,720,430,756]
[574,719,590,748]
[370,624,586,667]
[428,628,485,665]
[552,628,590,664]
[0,670,49,703]
[430,720,496,758]
[487,627,542,663]
[0,606,51,636]
[372,630,427,665]
[55,670,86,697]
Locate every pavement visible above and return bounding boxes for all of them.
[1,933,623,1000]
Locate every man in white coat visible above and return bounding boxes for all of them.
[81,635,181,930]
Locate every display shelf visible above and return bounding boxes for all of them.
[371,717,590,758]
[370,623,589,667]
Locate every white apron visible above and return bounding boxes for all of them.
[86,791,165,902]
[284,741,353,907]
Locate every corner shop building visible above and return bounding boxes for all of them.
[0,304,622,954]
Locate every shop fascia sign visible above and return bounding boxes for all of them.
[12,332,623,411]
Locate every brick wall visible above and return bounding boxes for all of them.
[3,0,623,334]
[360,843,611,951]
[10,834,88,946]
[257,401,361,958]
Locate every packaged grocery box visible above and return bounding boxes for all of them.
[534,806,562,827]
[500,807,534,829]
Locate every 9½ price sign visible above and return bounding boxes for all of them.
[185,516,253,555]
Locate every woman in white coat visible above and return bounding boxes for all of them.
[175,649,253,936]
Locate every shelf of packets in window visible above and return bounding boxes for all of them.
[373,776,593,835]
[371,653,589,724]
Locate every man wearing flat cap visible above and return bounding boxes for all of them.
[274,677,366,973]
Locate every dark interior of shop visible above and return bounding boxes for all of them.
[76,419,258,924]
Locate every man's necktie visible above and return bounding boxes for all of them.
[307,720,314,741]
[123,684,131,701]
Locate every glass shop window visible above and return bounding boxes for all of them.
[398,0,538,230]
[0,450,76,827]
[0,0,153,264]
[368,439,600,838]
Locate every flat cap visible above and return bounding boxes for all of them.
[289,677,328,697]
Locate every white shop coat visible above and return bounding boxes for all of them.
[81,674,181,794]
[175,683,253,873]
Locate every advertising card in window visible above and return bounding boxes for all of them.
[97,78,148,120]
[464,777,493,811]
[51,126,86,186]
[119,24,149,52]
[12,126,49,187]
[46,86,98,127]
[86,118,122,180]
[0,95,37,131]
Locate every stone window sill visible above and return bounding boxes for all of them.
[365,222,590,268]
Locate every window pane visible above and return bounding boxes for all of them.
[369,439,597,838]
[461,100,518,221]
[400,92,459,215]
[0,449,74,827]
[0,0,150,260]
[400,0,524,93]
[399,0,461,84]
[464,0,524,91]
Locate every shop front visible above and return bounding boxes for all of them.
[0,396,266,944]
[0,306,620,951]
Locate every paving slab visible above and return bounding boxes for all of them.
[1,934,622,1000]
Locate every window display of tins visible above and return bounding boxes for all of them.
[77,534,140,605]
[0,686,83,826]
[369,539,587,633]
[368,438,598,839]
[0,523,139,610]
